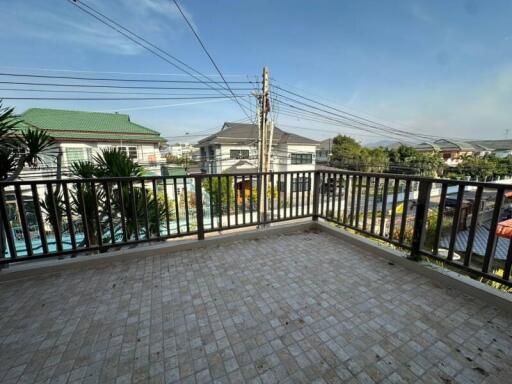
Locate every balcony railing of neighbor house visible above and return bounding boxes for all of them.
[1,170,512,287]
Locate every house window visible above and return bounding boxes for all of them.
[291,153,312,164]
[66,148,85,163]
[118,146,138,159]
[230,149,250,159]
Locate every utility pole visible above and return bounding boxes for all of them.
[258,66,271,223]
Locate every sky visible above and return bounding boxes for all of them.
[1,0,512,145]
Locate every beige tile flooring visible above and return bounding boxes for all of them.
[0,230,511,383]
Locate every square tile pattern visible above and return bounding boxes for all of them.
[1,230,511,383]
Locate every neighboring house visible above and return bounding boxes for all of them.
[167,143,198,159]
[15,108,166,178]
[197,122,319,174]
[414,139,491,166]
[198,122,318,200]
[469,139,512,158]
[316,138,333,163]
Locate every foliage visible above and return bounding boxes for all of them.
[203,176,235,217]
[66,149,163,246]
[330,135,389,172]
[386,145,445,176]
[455,154,512,180]
[0,101,56,181]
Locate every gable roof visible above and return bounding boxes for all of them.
[415,139,489,152]
[469,140,512,151]
[198,122,318,146]
[16,108,165,143]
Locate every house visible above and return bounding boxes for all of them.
[469,139,512,158]
[15,108,166,178]
[166,143,198,159]
[198,122,318,202]
[197,122,319,174]
[414,139,490,166]
[316,138,333,163]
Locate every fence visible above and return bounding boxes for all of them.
[1,170,512,287]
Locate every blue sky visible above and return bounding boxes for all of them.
[1,0,512,144]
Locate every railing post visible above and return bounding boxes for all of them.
[194,175,205,240]
[312,171,321,221]
[410,180,432,261]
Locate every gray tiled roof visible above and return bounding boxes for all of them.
[198,122,319,146]
[469,140,512,151]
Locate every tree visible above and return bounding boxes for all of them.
[457,154,497,181]
[387,145,444,176]
[330,135,389,172]
[0,101,56,181]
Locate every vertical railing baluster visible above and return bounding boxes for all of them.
[295,172,300,218]
[482,188,504,273]
[234,175,239,226]
[194,175,204,240]
[271,173,275,221]
[312,171,319,221]
[330,173,336,220]
[152,179,161,238]
[284,173,288,219]
[162,179,170,237]
[320,172,325,218]
[343,174,349,224]
[77,182,91,246]
[371,177,379,234]
[464,186,483,267]
[362,176,370,231]
[410,180,432,260]
[388,179,399,240]
[379,178,389,237]
[399,180,411,245]
[336,173,342,222]
[504,240,512,281]
[0,185,17,259]
[129,180,139,240]
[307,171,312,216]
[447,184,465,261]
[14,184,33,257]
[183,177,190,233]
[103,181,115,244]
[350,175,356,227]
[242,175,247,224]
[90,181,103,247]
[264,173,268,222]
[431,183,448,253]
[208,176,214,229]
[226,175,231,227]
[140,180,150,240]
[47,182,63,252]
[117,180,128,243]
[173,178,180,235]
[249,175,254,224]
[217,175,223,228]
[325,173,331,219]
[61,182,76,251]
[276,173,281,220]
[355,175,362,228]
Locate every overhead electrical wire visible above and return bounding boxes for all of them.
[66,0,255,121]
[170,0,252,123]
[0,72,256,84]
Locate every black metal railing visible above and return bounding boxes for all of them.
[316,170,512,286]
[0,171,313,263]
[1,170,512,287]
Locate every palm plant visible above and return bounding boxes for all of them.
[68,148,167,245]
[0,101,56,181]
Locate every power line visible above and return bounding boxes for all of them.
[0,81,253,91]
[0,87,252,96]
[0,72,257,84]
[170,0,253,122]
[66,0,255,120]
[0,96,248,101]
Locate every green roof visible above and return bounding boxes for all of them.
[16,108,165,143]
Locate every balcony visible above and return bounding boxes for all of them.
[1,171,512,383]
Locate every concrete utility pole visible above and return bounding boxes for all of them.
[258,66,272,223]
